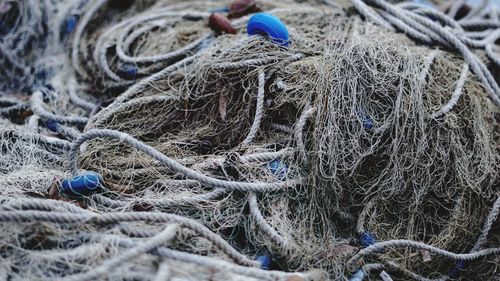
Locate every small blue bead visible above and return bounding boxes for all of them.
[448,260,466,279]
[256,255,271,270]
[360,232,377,248]
[363,117,374,130]
[357,109,373,130]
[60,172,102,198]
[119,66,138,80]
[66,15,78,34]
[46,120,60,132]
[267,160,288,180]
[125,68,137,78]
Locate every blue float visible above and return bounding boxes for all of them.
[363,117,374,130]
[60,172,102,198]
[267,160,288,180]
[256,255,271,270]
[45,120,60,132]
[119,65,138,80]
[448,260,466,279]
[360,232,377,248]
[247,13,289,46]
[357,109,374,130]
[65,15,78,34]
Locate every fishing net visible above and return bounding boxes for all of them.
[0,0,499,281]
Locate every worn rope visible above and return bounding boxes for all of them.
[60,224,179,281]
[248,192,287,247]
[350,0,500,106]
[432,63,469,118]
[153,261,172,281]
[31,91,89,125]
[69,129,298,192]
[471,195,500,252]
[348,239,500,269]
[241,70,266,145]
[72,0,109,77]
[0,209,259,267]
[91,233,312,281]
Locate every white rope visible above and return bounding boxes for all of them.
[91,233,312,281]
[248,192,287,247]
[60,224,179,281]
[294,104,315,161]
[471,195,500,252]
[69,129,298,192]
[432,63,469,118]
[241,70,266,145]
[350,0,500,106]
[153,261,172,281]
[0,210,259,267]
[72,0,109,77]
[68,79,95,111]
[87,53,200,129]
[348,239,500,270]
[31,91,89,125]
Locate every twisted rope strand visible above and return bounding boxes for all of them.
[70,129,297,192]
[348,239,500,269]
[0,209,259,267]
[241,70,266,145]
[60,224,179,281]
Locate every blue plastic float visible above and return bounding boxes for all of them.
[363,117,374,130]
[66,15,78,34]
[357,109,374,130]
[45,119,60,132]
[256,255,272,270]
[119,65,138,80]
[349,232,381,280]
[60,172,102,198]
[360,232,377,248]
[247,13,289,46]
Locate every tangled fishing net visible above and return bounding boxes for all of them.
[1,0,499,280]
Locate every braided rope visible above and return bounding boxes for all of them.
[471,195,500,252]
[87,53,200,129]
[241,70,266,145]
[31,91,89,125]
[60,224,179,281]
[69,129,298,192]
[0,209,259,267]
[432,63,469,118]
[72,0,109,77]
[68,79,95,111]
[350,0,500,106]
[248,192,288,248]
[153,261,171,281]
[347,239,500,270]
[90,233,312,280]
[294,104,315,161]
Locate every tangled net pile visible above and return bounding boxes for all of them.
[1,0,499,280]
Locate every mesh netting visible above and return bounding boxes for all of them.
[0,0,499,280]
